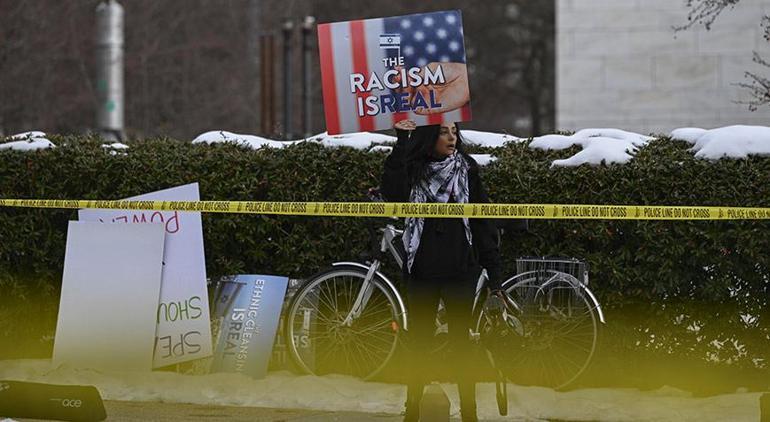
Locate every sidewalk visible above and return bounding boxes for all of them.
[12,400,528,421]
[102,400,404,421]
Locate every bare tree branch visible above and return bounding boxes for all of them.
[673,0,742,32]
[677,0,770,110]
[735,52,770,111]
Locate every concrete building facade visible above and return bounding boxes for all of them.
[557,0,770,134]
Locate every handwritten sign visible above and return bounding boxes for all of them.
[78,183,212,368]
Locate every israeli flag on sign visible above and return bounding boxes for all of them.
[379,33,401,49]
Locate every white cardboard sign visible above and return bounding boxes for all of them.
[53,222,165,372]
[78,183,213,367]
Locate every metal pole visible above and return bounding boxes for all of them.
[95,0,124,141]
[282,19,294,140]
[260,34,276,136]
[301,16,315,138]
[248,0,261,133]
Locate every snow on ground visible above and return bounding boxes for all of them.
[0,360,760,422]
[670,125,770,159]
[0,131,55,151]
[529,128,654,167]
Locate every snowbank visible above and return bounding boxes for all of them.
[0,360,760,421]
[670,125,770,160]
[529,128,653,167]
[0,131,55,151]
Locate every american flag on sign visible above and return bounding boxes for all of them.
[318,10,472,135]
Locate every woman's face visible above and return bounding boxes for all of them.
[433,123,458,158]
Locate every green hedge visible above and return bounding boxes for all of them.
[1,134,769,373]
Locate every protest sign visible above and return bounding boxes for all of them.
[53,222,165,371]
[78,183,212,368]
[318,10,471,135]
[269,278,313,371]
[210,275,289,379]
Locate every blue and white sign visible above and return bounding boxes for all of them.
[210,275,289,379]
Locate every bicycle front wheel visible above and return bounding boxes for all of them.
[477,270,600,390]
[284,265,403,380]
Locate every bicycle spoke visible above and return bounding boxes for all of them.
[354,317,394,333]
[351,329,396,350]
[350,336,379,374]
[285,268,402,380]
[315,285,339,317]
[552,333,594,354]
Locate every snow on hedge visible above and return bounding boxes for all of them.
[670,125,770,159]
[179,125,770,167]
[192,131,295,149]
[193,130,501,166]
[5,125,770,168]
[530,128,654,167]
[0,131,55,151]
[461,130,521,148]
[192,130,400,150]
[309,131,397,149]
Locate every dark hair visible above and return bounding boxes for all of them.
[405,122,478,185]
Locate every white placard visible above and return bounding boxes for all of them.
[78,183,212,367]
[53,222,165,372]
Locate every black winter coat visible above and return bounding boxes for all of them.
[380,129,503,287]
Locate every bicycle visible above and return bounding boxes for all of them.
[283,199,606,392]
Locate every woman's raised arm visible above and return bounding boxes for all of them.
[380,120,415,202]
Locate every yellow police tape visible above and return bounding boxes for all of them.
[1,199,769,220]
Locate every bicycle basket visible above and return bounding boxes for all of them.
[515,256,589,285]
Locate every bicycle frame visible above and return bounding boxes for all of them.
[334,222,410,329]
[335,223,510,335]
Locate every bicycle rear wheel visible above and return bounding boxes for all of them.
[477,270,600,390]
[284,265,403,380]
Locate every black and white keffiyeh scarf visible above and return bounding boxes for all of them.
[402,151,473,273]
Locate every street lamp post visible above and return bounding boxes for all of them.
[301,16,315,138]
[282,19,295,140]
[95,0,125,141]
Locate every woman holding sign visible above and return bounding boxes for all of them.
[381,120,502,422]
